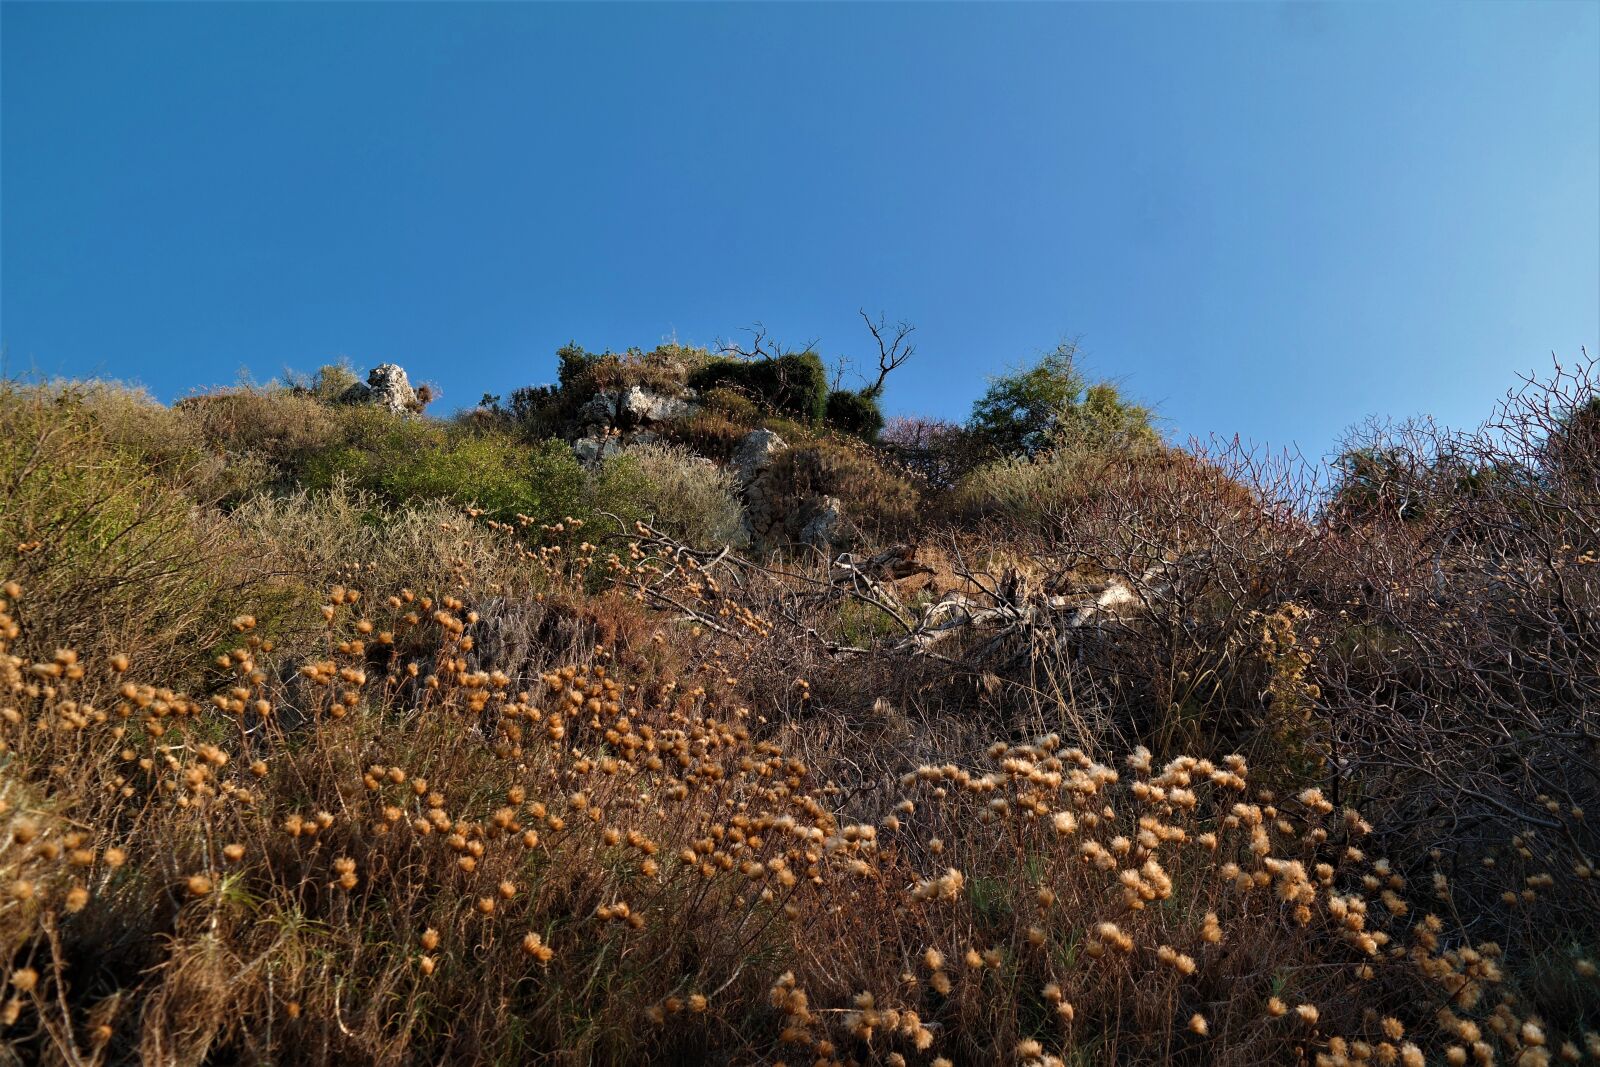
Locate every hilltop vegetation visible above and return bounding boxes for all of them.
[1,337,1597,1066]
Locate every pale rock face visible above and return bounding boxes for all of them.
[625,385,696,423]
[732,428,787,486]
[732,428,789,548]
[364,364,419,414]
[579,386,698,428]
[342,363,420,414]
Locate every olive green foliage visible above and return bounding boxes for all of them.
[177,387,344,478]
[824,388,885,440]
[302,422,651,532]
[968,341,1155,458]
[688,351,829,425]
[299,359,363,402]
[482,383,565,441]
[698,387,759,424]
[370,434,588,523]
[64,382,273,502]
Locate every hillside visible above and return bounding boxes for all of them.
[1,345,1597,1066]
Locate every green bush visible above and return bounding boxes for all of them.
[296,407,443,491]
[379,434,589,525]
[299,359,363,402]
[555,342,712,398]
[968,342,1155,458]
[824,389,885,440]
[688,351,828,425]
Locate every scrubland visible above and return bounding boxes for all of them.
[1,347,1597,1065]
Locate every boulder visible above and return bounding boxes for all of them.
[368,363,419,413]
[341,363,421,414]
[573,435,624,467]
[732,428,787,486]
[626,384,697,423]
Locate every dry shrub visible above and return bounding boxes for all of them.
[1295,360,1600,951]
[5,357,1600,1066]
[0,384,263,687]
[621,443,747,548]
[950,441,1253,545]
[881,414,980,491]
[3,556,1595,1065]
[176,387,343,472]
[765,438,922,544]
[697,385,759,424]
[662,410,754,462]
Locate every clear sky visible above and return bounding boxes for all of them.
[3,2,1597,458]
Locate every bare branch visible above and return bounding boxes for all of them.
[860,309,916,396]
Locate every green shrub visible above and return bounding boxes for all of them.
[824,389,884,440]
[379,434,588,525]
[305,359,363,402]
[969,342,1155,458]
[555,342,713,398]
[297,408,444,491]
[688,352,828,425]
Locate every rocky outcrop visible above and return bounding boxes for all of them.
[731,429,860,554]
[731,428,786,486]
[733,429,787,547]
[572,384,699,467]
[341,363,423,414]
[580,385,698,427]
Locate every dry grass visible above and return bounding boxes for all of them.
[4,527,1596,1065]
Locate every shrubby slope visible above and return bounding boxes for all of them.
[1,346,1597,1066]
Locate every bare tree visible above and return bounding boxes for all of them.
[860,310,916,397]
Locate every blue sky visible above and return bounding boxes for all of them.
[3,2,1596,458]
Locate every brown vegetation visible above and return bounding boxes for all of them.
[2,354,1598,1065]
